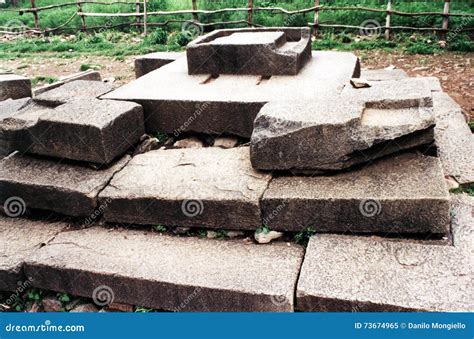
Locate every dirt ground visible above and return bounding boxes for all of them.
[1,50,472,120]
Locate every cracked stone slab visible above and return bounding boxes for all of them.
[1,98,144,164]
[433,92,474,184]
[251,78,435,171]
[0,153,130,217]
[33,80,113,107]
[187,28,311,76]
[0,74,32,101]
[25,226,304,311]
[296,194,474,312]
[102,51,360,137]
[99,147,271,229]
[261,153,450,234]
[361,69,407,81]
[0,215,67,291]
[135,52,184,78]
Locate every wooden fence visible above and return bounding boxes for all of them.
[1,0,473,37]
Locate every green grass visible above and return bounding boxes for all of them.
[31,75,58,86]
[450,183,474,197]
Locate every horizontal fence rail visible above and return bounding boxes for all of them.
[1,0,473,37]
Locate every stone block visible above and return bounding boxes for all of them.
[34,70,102,96]
[25,226,304,311]
[0,74,32,101]
[0,153,130,217]
[361,68,407,81]
[99,147,271,229]
[187,28,312,76]
[296,195,474,312]
[135,52,184,78]
[261,153,450,234]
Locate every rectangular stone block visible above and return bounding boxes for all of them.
[361,68,407,81]
[34,70,102,95]
[187,28,312,76]
[99,147,271,229]
[296,195,474,312]
[0,153,130,217]
[1,98,144,164]
[0,74,32,101]
[0,216,66,291]
[25,226,304,311]
[103,51,360,137]
[433,92,474,184]
[261,153,450,234]
[135,52,184,78]
[33,80,113,107]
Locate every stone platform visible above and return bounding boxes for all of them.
[135,52,184,78]
[186,28,312,75]
[0,74,32,101]
[103,51,360,137]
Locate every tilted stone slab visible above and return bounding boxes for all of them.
[296,195,474,312]
[433,92,474,184]
[0,153,130,217]
[99,147,271,229]
[1,98,144,164]
[251,78,435,171]
[34,70,102,95]
[261,153,450,234]
[33,80,113,107]
[0,74,32,101]
[103,51,360,137]
[135,52,184,78]
[187,28,312,76]
[0,216,67,291]
[360,68,407,81]
[25,226,304,311]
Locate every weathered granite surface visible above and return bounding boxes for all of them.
[25,226,304,311]
[34,70,102,95]
[361,68,407,81]
[261,153,450,234]
[34,80,113,107]
[103,51,360,137]
[0,153,130,217]
[187,28,312,76]
[0,97,31,120]
[1,98,144,164]
[251,78,435,171]
[0,216,67,291]
[432,91,474,184]
[0,74,32,101]
[99,147,272,229]
[135,52,184,78]
[296,195,474,312]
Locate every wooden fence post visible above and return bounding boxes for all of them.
[313,0,320,37]
[30,0,39,29]
[247,0,253,27]
[143,0,147,35]
[385,0,392,40]
[136,0,141,27]
[192,0,198,22]
[77,1,87,31]
[442,0,450,38]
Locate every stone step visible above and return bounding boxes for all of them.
[296,195,474,312]
[0,153,130,217]
[250,77,435,171]
[99,147,272,229]
[102,51,359,138]
[0,74,32,101]
[0,215,67,291]
[33,80,113,107]
[1,98,144,164]
[261,153,450,234]
[24,225,304,312]
[135,52,184,78]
